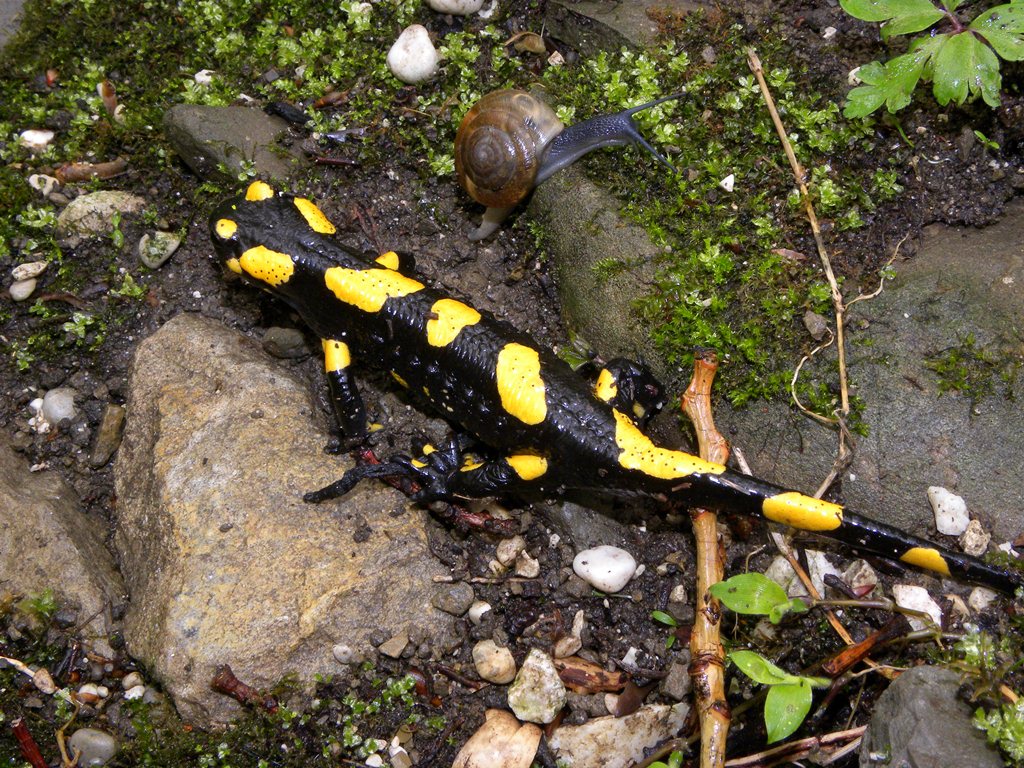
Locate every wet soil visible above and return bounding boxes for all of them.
[2,0,1022,765]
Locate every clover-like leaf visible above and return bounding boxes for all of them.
[932,31,1002,106]
[709,572,788,614]
[971,3,1024,61]
[728,650,802,687]
[840,0,946,38]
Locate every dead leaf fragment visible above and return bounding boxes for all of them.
[552,655,628,694]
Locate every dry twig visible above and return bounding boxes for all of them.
[682,350,730,768]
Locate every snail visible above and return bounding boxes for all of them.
[454,89,684,240]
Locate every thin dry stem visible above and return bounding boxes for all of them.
[682,351,731,768]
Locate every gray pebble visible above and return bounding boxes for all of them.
[431,581,475,616]
[67,727,118,767]
[262,327,308,359]
[138,231,181,269]
[89,403,126,467]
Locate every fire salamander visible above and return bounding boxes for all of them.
[210,181,1023,595]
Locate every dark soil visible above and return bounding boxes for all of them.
[1,1,1021,766]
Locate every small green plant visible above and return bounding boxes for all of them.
[16,589,58,622]
[728,650,830,742]
[842,0,1024,117]
[709,572,809,624]
[975,699,1024,763]
[648,750,685,768]
[651,610,682,648]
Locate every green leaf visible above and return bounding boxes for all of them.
[932,32,1002,106]
[768,597,809,624]
[971,4,1024,61]
[840,0,946,38]
[709,573,789,615]
[728,650,802,686]
[651,610,679,627]
[843,38,945,117]
[765,681,813,743]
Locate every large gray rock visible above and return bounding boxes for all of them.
[114,315,456,723]
[0,437,124,649]
[163,105,306,182]
[727,202,1024,546]
[860,666,1003,767]
[546,0,701,57]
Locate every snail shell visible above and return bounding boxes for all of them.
[454,90,565,209]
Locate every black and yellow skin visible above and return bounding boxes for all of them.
[211,181,1023,595]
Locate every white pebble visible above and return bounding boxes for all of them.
[332,643,364,664]
[41,387,77,425]
[9,278,37,301]
[515,551,540,578]
[67,728,117,767]
[472,639,517,684]
[821,26,837,40]
[718,173,735,192]
[427,0,484,13]
[968,587,998,612]
[121,672,144,690]
[468,600,492,625]
[927,486,970,535]
[572,545,637,593]
[12,261,48,281]
[28,174,58,198]
[193,69,215,84]
[386,25,439,84]
[806,549,841,596]
[507,649,566,724]
[20,129,54,152]
[892,584,943,631]
[123,684,146,700]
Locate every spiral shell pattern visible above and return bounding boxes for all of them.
[454,90,565,208]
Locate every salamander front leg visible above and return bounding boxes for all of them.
[321,339,368,453]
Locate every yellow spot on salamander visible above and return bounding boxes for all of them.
[427,298,481,347]
[375,251,400,270]
[226,257,242,274]
[507,454,548,481]
[613,410,725,479]
[900,547,951,576]
[391,372,409,388]
[460,459,484,472]
[215,218,237,240]
[322,339,351,372]
[294,197,337,234]
[237,245,295,287]
[245,181,274,201]
[324,267,424,313]
[761,492,843,531]
[595,368,618,403]
[495,343,547,425]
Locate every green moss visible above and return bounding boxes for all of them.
[924,333,1020,405]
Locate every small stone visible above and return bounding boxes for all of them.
[56,190,146,237]
[515,551,540,578]
[432,581,475,616]
[262,327,308,359]
[802,310,829,341]
[842,560,878,593]
[959,519,991,557]
[553,634,582,659]
[968,587,998,612]
[497,535,526,566]
[377,632,409,659]
[12,260,48,281]
[764,555,805,597]
[89,403,126,468]
[20,129,54,152]
[806,549,841,596]
[426,0,483,13]
[718,174,735,192]
[927,486,970,535]
[572,545,637,593]
[386,25,439,84]
[452,709,541,768]
[668,584,687,603]
[660,659,692,701]
[121,672,143,690]
[472,639,517,684]
[821,26,837,40]
[123,684,146,700]
[41,387,77,426]
[507,649,567,724]
[467,601,492,625]
[68,728,118,767]
[332,643,365,665]
[28,174,59,198]
[138,231,181,269]
[9,278,37,302]
[892,584,943,631]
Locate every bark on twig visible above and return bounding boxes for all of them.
[682,350,730,768]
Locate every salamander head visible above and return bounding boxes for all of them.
[209,180,339,291]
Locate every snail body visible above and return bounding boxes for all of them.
[454,89,683,240]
